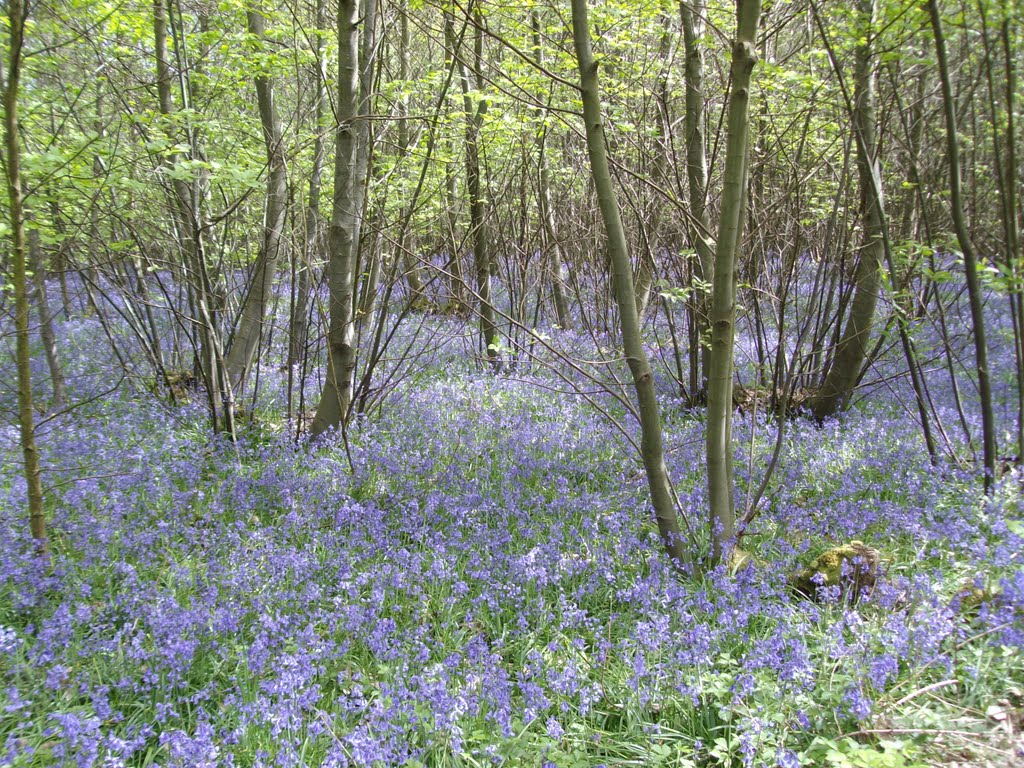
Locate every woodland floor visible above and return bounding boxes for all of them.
[1,292,1023,767]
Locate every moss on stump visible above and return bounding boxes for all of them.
[791,540,882,603]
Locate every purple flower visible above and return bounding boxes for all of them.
[0,626,19,653]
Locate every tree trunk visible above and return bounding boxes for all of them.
[810,0,883,421]
[680,0,715,392]
[154,0,235,439]
[928,0,997,491]
[311,0,378,436]
[3,0,48,554]
[706,0,761,564]
[444,142,466,312]
[571,0,690,570]
[448,5,499,366]
[1001,16,1023,467]
[226,6,290,393]
[29,231,67,411]
[532,11,571,330]
[980,4,1023,468]
[289,0,326,378]
[397,2,425,308]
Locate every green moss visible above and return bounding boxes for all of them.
[792,541,881,602]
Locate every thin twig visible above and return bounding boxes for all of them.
[840,727,983,739]
[892,679,959,708]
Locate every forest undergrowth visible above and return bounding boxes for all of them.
[1,292,1023,768]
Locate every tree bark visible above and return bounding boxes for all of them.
[706,0,761,564]
[29,231,67,411]
[532,10,571,330]
[226,6,290,393]
[571,0,690,570]
[4,0,48,554]
[311,0,378,436]
[810,0,884,420]
[289,0,326,379]
[154,0,235,439]
[397,2,426,308]
[679,0,715,391]
[448,4,500,366]
[979,3,1023,468]
[811,7,938,459]
[928,0,997,491]
[1001,15,1023,467]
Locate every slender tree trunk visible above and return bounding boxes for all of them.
[638,11,674,325]
[571,0,690,570]
[680,0,715,393]
[311,0,378,436]
[810,0,884,420]
[312,0,361,434]
[397,2,425,308]
[440,14,467,313]
[1001,15,1023,466]
[3,0,47,554]
[347,2,379,344]
[154,0,235,439]
[56,240,71,317]
[290,238,313,375]
[888,63,957,459]
[444,145,467,312]
[896,63,926,243]
[634,253,656,321]
[358,217,383,320]
[289,0,326,379]
[86,98,106,318]
[226,5,290,392]
[980,3,1023,467]
[129,252,169,395]
[532,11,571,330]
[928,0,997,491]
[448,5,499,366]
[706,0,761,564]
[28,231,67,411]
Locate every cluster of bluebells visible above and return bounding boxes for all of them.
[1,275,1022,766]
